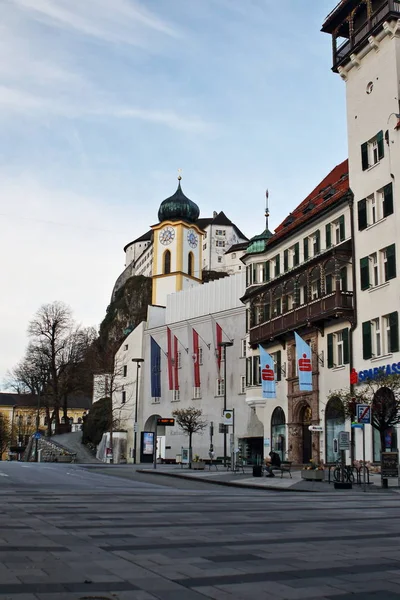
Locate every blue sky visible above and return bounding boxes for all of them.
[0,0,346,383]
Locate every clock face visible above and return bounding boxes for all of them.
[187,229,198,248]
[159,226,175,245]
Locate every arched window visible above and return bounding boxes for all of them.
[188,252,194,276]
[164,250,171,275]
[271,407,286,461]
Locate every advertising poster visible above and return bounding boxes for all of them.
[143,432,154,455]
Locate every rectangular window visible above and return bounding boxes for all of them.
[275,298,282,316]
[372,318,381,357]
[193,387,201,399]
[216,240,225,247]
[336,331,344,366]
[326,273,333,294]
[123,365,127,377]
[203,243,207,250]
[361,130,384,170]
[217,256,222,263]
[124,344,128,351]
[240,376,246,394]
[177,351,182,369]
[311,281,319,300]
[387,312,399,353]
[216,379,225,396]
[274,255,280,277]
[265,261,270,282]
[122,391,126,404]
[327,328,349,368]
[370,195,377,224]
[241,339,247,358]
[173,389,180,401]
[293,242,300,267]
[198,347,203,365]
[270,350,282,381]
[215,229,226,236]
[313,230,320,255]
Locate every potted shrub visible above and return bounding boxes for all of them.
[301,460,325,481]
[191,454,205,470]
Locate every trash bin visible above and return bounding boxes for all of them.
[253,465,263,477]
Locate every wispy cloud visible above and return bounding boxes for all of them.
[11,0,180,45]
[0,85,211,133]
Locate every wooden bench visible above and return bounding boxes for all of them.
[268,461,292,478]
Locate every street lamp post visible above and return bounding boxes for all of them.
[34,389,41,462]
[218,341,233,467]
[131,358,144,464]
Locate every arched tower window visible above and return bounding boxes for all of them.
[188,252,194,277]
[164,250,171,274]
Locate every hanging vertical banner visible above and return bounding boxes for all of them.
[192,329,201,387]
[174,334,179,390]
[216,322,223,379]
[167,327,174,390]
[258,345,276,399]
[150,337,161,398]
[294,332,312,392]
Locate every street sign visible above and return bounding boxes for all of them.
[308,425,323,432]
[357,404,371,425]
[351,422,364,428]
[338,431,350,451]
[33,432,41,440]
[223,410,234,426]
[157,418,175,426]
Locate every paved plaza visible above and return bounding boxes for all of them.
[0,462,400,599]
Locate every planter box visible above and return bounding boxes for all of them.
[301,469,324,481]
[57,455,72,463]
[192,462,205,470]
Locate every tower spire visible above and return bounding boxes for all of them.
[265,189,270,230]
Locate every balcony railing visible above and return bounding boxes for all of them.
[333,0,400,69]
[249,291,354,346]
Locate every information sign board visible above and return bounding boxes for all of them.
[381,452,399,478]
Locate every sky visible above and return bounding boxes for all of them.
[0,0,347,385]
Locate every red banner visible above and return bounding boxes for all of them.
[192,329,200,388]
[216,322,223,379]
[167,327,173,390]
[174,334,179,391]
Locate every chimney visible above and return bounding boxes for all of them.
[213,211,218,218]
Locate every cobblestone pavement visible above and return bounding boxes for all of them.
[1,462,400,600]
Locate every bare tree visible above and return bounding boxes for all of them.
[172,407,207,467]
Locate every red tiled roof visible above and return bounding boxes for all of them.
[269,159,349,246]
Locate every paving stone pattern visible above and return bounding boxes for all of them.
[1,464,400,599]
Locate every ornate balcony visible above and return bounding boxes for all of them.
[250,291,354,346]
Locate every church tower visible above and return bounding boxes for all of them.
[323,3,400,382]
[151,176,203,306]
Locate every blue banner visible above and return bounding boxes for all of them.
[294,332,312,391]
[150,337,161,398]
[259,345,276,399]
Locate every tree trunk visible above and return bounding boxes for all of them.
[45,406,52,437]
[380,428,388,489]
[63,395,68,422]
[188,432,192,469]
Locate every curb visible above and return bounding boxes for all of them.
[136,469,323,493]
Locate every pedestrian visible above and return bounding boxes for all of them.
[265,451,281,477]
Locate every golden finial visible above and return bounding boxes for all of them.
[178,168,182,181]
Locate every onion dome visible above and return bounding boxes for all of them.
[158,176,200,224]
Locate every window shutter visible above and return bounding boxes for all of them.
[361,142,369,170]
[303,238,309,261]
[389,312,399,353]
[360,256,370,290]
[377,130,384,160]
[383,183,394,217]
[326,273,333,294]
[294,243,299,266]
[340,267,348,292]
[284,249,289,272]
[385,244,396,281]
[358,199,368,230]
[276,350,282,381]
[362,321,372,360]
[327,333,334,368]
[265,261,270,282]
[275,255,280,276]
[314,230,321,254]
[325,223,332,248]
[339,215,345,241]
[342,328,349,364]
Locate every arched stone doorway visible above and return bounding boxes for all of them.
[301,405,313,464]
[325,397,345,463]
[271,407,286,461]
[143,414,165,462]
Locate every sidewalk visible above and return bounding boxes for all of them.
[136,463,396,492]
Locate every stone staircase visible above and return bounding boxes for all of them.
[23,435,76,463]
